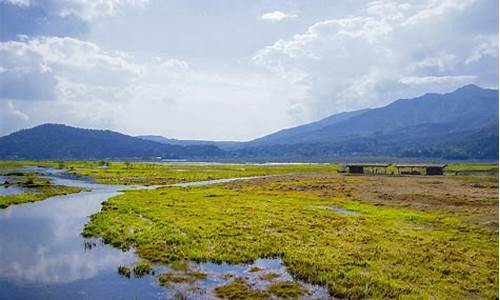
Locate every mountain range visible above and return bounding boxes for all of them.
[0,124,223,160]
[1,84,498,161]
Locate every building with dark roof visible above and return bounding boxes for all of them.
[343,163,447,175]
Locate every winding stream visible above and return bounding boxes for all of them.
[0,170,168,299]
[0,168,329,299]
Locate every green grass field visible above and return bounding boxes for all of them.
[79,163,498,299]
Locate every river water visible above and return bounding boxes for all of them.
[0,175,28,196]
[0,171,169,299]
[0,168,329,299]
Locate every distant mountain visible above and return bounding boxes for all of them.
[137,135,242,150]
[0,124,224,160]
[1,85,497,161]
[233,84,499,160]
[136,85,498,160]
[251,84,498,146]
[249,109,372,146]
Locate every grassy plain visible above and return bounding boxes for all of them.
[63,161,341,185]
[79,162,498,299]
[0,160,497,298]
[0,160,495,184]
[2,160,339,184]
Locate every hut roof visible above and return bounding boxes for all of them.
[393,164,447,168]
[345,163,391,168]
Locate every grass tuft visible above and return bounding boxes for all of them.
[266,281,305,298]
[214,278,269,299]
[133,262,152,278]
[117,265,131,278]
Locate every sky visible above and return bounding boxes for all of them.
[0,0,498,140]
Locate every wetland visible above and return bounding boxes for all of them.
[0,161,497,299]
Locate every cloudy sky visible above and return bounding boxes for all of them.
[0,0,498,140]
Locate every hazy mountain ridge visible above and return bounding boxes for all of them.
[137,135,242,150]
[0,124,224,160]
[1,85,498,161]
[248,109,372,146]
[229,123,498,160]
[251,84,497,146]
[142,84,499,160]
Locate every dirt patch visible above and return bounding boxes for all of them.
[222,173,499,228]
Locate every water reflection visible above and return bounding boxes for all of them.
[0,172,167,299]
[142,258,330,299]
[325,205,359,215]
[199,258,329,299]
[0,176,27,196]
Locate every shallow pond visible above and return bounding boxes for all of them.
[0,168,329,299]
[139,257,329,299]
[325,205,359,215]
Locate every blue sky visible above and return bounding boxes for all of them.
[0,0,498,140]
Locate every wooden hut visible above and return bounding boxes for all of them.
[345,163,391,174]
[394,164,447,176]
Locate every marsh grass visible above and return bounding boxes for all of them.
[118,265,131,278]
[214,278,306,299]
[158,271,208,286]
[0,161,60,170]
[0,173,84,208]
[266,281,306,298]
[214,278,269,299]
[259,272,281,281]
[133,262,152,278]
[61,161,340,185]
[82,173,498,299]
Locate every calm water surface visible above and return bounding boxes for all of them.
[0,176,28,196]
[0,170,167,299]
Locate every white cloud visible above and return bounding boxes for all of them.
[261,11,298,22]
[409,54,458,72]
[466,35,499,64]
[1,0,150,20]
[0,101,29,136]
[365,1,407,21]
[1,101,29,121]
[399,75,476,85]
[0,36,141,102]
[253,0,495,119]
[0,36,303,140]
[0,0,30,7]
[0,36,147,134]
[402,0,476,26]
[0,0,496,139]
[159,58,190,71]
[254,15,398,113]
[57,0,150,20]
